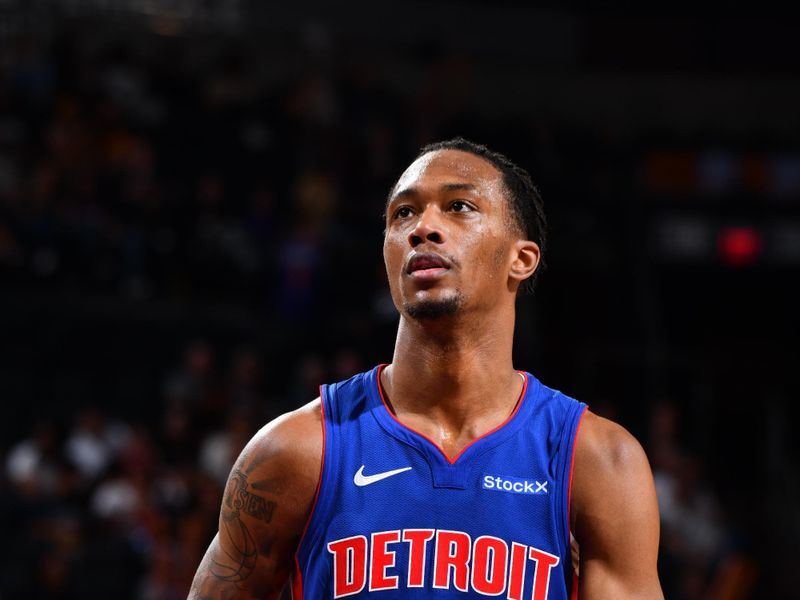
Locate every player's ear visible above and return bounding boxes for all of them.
[508,240,540,285]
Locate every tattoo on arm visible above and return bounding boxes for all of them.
[225,470,277,524]
[210,469,278,583]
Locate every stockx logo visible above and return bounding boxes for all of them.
[482,474,548,495]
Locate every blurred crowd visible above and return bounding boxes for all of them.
[0,30,398,322]
[0,340,758,600]
[0,24,772,600]
[1,336,758,600]
[2,338,366,600]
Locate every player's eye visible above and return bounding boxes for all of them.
[393,206,414,219]
[450,200,474,212]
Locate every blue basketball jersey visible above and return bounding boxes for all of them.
[293,364,587,599]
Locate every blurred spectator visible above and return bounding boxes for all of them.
[287,354,327,408]
[648,397,759,599]
[274,223,327,321]
[656,453,724,567]
[158,405,197,467]
[65,405,131,482]
[163,340,215,411]
[162,340,227,434]
[199,408,254,486]
[226,345,266,414]
[91,464,144,521]
[6,420,60,494]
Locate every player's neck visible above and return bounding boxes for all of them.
[392,312,514,367]
[384,308,520,434]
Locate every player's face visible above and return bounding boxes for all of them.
[383,149,519,320]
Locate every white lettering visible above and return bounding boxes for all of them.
[482,474,549,495]
[327,529,558,597]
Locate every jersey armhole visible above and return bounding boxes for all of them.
[292,385,330,599]
[567,405,587,536]
[565,404,588,599]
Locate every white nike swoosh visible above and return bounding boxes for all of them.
[353,465,412,487]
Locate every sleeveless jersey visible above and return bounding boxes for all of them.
[293,364,587,599]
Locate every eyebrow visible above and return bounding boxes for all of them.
[386,182,478,210]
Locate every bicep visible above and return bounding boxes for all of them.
[189,490,286,600]
[190,531,280,600]
[572,414,663,600]
[190,474,286,600]
[189,402,322,600]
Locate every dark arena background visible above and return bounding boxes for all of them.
[1,2,799,599]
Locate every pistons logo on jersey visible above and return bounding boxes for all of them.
[327,528,559,598]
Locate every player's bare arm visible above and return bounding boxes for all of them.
[571,411,664,600]
[188,400,322,600]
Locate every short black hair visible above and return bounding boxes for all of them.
[416,137,547,293]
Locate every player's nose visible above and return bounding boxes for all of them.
[408,206,445,247]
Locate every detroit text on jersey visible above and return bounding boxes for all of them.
[327,528,559,599]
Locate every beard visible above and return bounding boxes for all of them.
[403,292,464,320]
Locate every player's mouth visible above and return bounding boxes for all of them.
[406,252,452,280]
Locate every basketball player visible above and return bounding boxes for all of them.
[188,138,663,599]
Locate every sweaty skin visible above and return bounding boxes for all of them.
[188,149,663,599]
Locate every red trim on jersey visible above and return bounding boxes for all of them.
[566,405,588,600]
[566,405,587,527]
[374,363,528,465]
[291,564,303,600]
[570,571,579,600]
[291,387,328,599]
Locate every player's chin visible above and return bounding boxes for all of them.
[402,291,464,320]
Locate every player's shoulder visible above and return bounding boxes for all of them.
[237,398,323,480]
[571,411,654,523]
[267,397,323,437]
[574,410,649,475]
